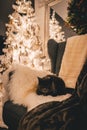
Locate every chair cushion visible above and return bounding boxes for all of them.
[0,128,8,130]
[3,101,27,130]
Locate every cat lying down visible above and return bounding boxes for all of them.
[2,64,71,111]
[37,75,74,96]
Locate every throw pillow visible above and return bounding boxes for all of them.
[59,34,87,88]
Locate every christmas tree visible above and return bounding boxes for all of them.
[0,0,50,73]
[49,10,65,42]
[67,0,87,34]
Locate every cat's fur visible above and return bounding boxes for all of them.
[2,64,71,111]
[37,75,66,96]
[37,75,74,97]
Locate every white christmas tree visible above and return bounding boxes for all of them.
[0,0,50,73]
[49,10,65,43]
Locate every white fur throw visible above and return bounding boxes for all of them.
[59,34,87,88]
[2,64,71,111]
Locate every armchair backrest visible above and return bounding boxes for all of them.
[47,37,87,88]
[47,39,66,75]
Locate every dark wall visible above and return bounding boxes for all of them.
[50,8,77,41]
[0,0,34,36]
[0,0,15,23]
[0,35,5,55]
[0,0,15,36]
[0,0,34,23]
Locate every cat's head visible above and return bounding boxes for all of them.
[36,76,53,96]
[36,75,66,96]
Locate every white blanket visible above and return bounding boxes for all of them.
[2,64,71,111]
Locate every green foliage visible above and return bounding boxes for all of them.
[67,0,87,34]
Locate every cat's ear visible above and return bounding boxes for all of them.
[38,77,42,82]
